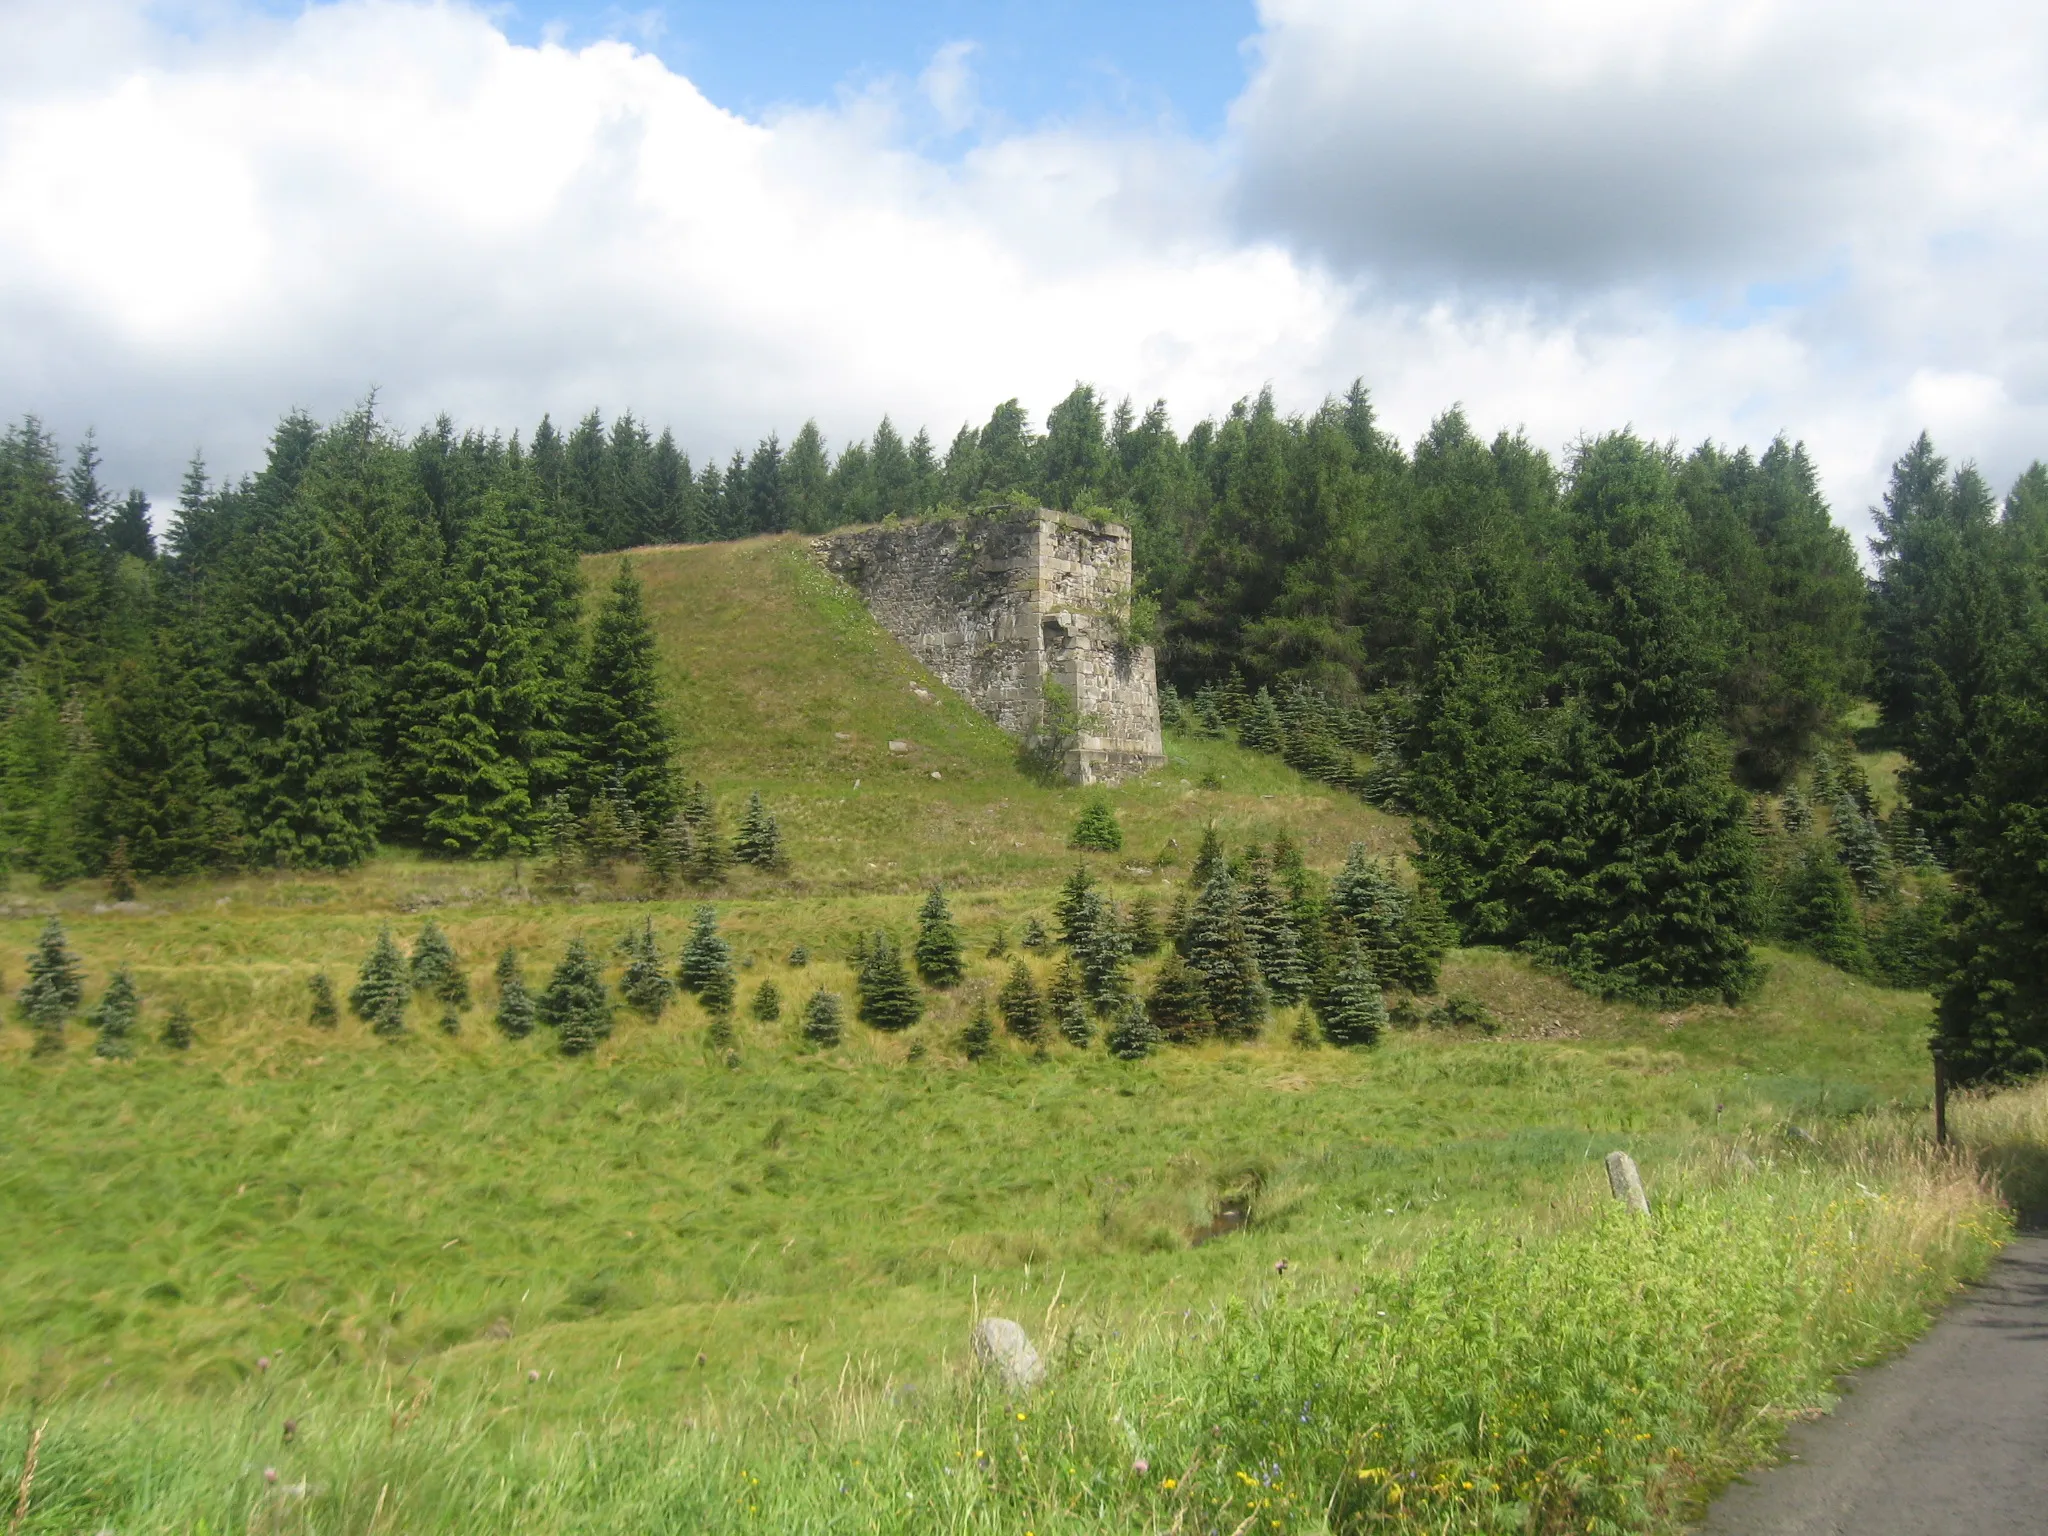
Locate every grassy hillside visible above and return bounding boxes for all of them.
[0,537,2016,1534]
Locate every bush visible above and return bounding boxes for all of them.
[1070,795,1123,852]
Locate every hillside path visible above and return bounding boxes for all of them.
[1698,1233,2048,1535]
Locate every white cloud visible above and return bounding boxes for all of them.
[0,0,2045,546]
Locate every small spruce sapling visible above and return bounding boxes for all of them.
[1053,864,1096,948]
[539,939,612,1054]
[438,1009,461,1036]
[494,947,536,1039]
[1190,825,1226,889]
[750,979,782,1022]
[1144,950,1209,1044]
[986,924,1009,959]
[105,836,138,902]
[1046,958,1090,1047]
[734,791,783,868]
[307,972,339,1029]
[1183,871,1268,1040]
[801,988,844,1047]
[1106,996,1161,1059]
[160,1002,194,1050]
[959,995,996,1061]
[620,919,674,1017]
[1020,916,1050,953]
[787,943,810,967]
[914,885,966,988]
[1070,795,1123,852]
[350,928,409,1024]
[89,967,140,1059]
[855,931,922,1031]
[19,917,84,1054]
[678,906,730,994]
[997,959,1044,1041]
[1124,894,1163,958]
[1316,938,1387,1047]
[410,919,468,1009]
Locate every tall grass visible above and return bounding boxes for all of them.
[3,1109,2012,1534]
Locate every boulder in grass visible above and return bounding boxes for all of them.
[972,1317,1045,1392]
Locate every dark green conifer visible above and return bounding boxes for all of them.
[1020,916,1051,952]
[160,1003,194,1051]
[855,931,922,1032]
[1272,829,1309,901]
[105,837,137,902]
[801,988,844,1047]
[787,943,810,967]
[1316,938,1387,1047]
[750,979,782,1022]
[959,996,997,1061]
[1781,787,1813,836]
[620,920,673,1017]
[697,951,738,1023]
[1070,889,1135,1016]
[646,812,690,890]
[1190,825,1226,889]
[1829,797,1892,897]
[1238,849,1307,1003]
[1144,949,1209,1044]
[1053,864,1096,948]
[913,885,966,988]
[308,972,338,1029]
[438,1009,462,1037]
[1124,894,1162,958]
[1106,997,1162,1060]
[1238,688,1284,754]
[19,916,82,1053]
[1158,684,1186,731]
[986,925,1010,958]
[1183,871,1267,1040]
[409,919,468,1009]
[685,799,729,884]
[1070,795,1123,852]
[88,967,140,1059]
[997,959,1044,1041]
[539,938,611,1054]
[1047,958,1090,1046]
[678,906,730,994]
[494,947,536,1039]
[1781,845,1870,975]
[581,793,633,870]
[570,559,679,828]
[734,791,783,868]
[347,928,409,1025]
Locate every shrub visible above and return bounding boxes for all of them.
[1070,795,1123,852]
[1020,916,1051,953]
[913,885,965,988]
[997,960,1044,1041]
[856,931,922,1032]
[801,988,844,1047]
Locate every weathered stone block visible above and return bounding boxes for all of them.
[812,510,1165,783]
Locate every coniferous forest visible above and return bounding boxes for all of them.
[2,381,2044,1080]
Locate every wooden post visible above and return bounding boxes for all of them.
[1934,1053,1949,1147]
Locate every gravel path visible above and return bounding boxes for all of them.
[1699,1234,2048,1535]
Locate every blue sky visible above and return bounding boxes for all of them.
[246,0,1259,132]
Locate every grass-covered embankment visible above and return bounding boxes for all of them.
[2,1098,2017,1535]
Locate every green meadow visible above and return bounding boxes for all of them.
[0,537,2030,1533]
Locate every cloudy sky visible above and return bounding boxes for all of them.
[4,0,2046,543]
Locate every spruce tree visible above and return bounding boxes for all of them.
[750,979,782,1022]
[1053,864,1096,948]
[1183,871,1268,1039]
[571,559,679,828]
[1071,889,1135,1016]
[539,938,611,1054]
[1070,795,1123,852]
[734,791,783,868]
[1829,797,1892,897]
[620,920,674,1017]
[1781,787,1813,836]
[1047,958,1091,1046]
[986,924,1010,958]
[1190,825,1226,889]
[1238,688,1284,754]
[685,798,729,885]
[1316,938,1387,1047]
[160,1003,194,1051]
[1106,996,1162,1060]
[646,812,691,890]
[801,988,844,1047]
[1238,849,1308,1003]
[855,931,922,1031]
[409,919,468,1009]
[105,837,137,902]
[494,947,536,1039]
[88,967,140,1059]
[697,945,737,1021]
[997,959,1044,1041]
[960,995,997,1061]
[1020,916,1051,953]
[1144,949,1209,1043]
[914,884,966,988]
[1781,844,1870,975]
[308,972,339,1029]
[678,906,731,995]
[18,916,82,1053]
[581,793,633,870]
[92,648,217,877]
[1124,894,1163,957]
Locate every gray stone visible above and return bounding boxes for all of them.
[971,1317,1046,1392]
[888,739,911,754]
[814,509,1164,784]
[1605,1150,1650,1215]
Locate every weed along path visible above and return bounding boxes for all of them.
[1700,1233,2048,1536]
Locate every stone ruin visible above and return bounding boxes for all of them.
[811,508,1165,783]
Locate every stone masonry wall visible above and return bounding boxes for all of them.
[811,509,1165,783]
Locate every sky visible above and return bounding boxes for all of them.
[4,0,2048,545]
